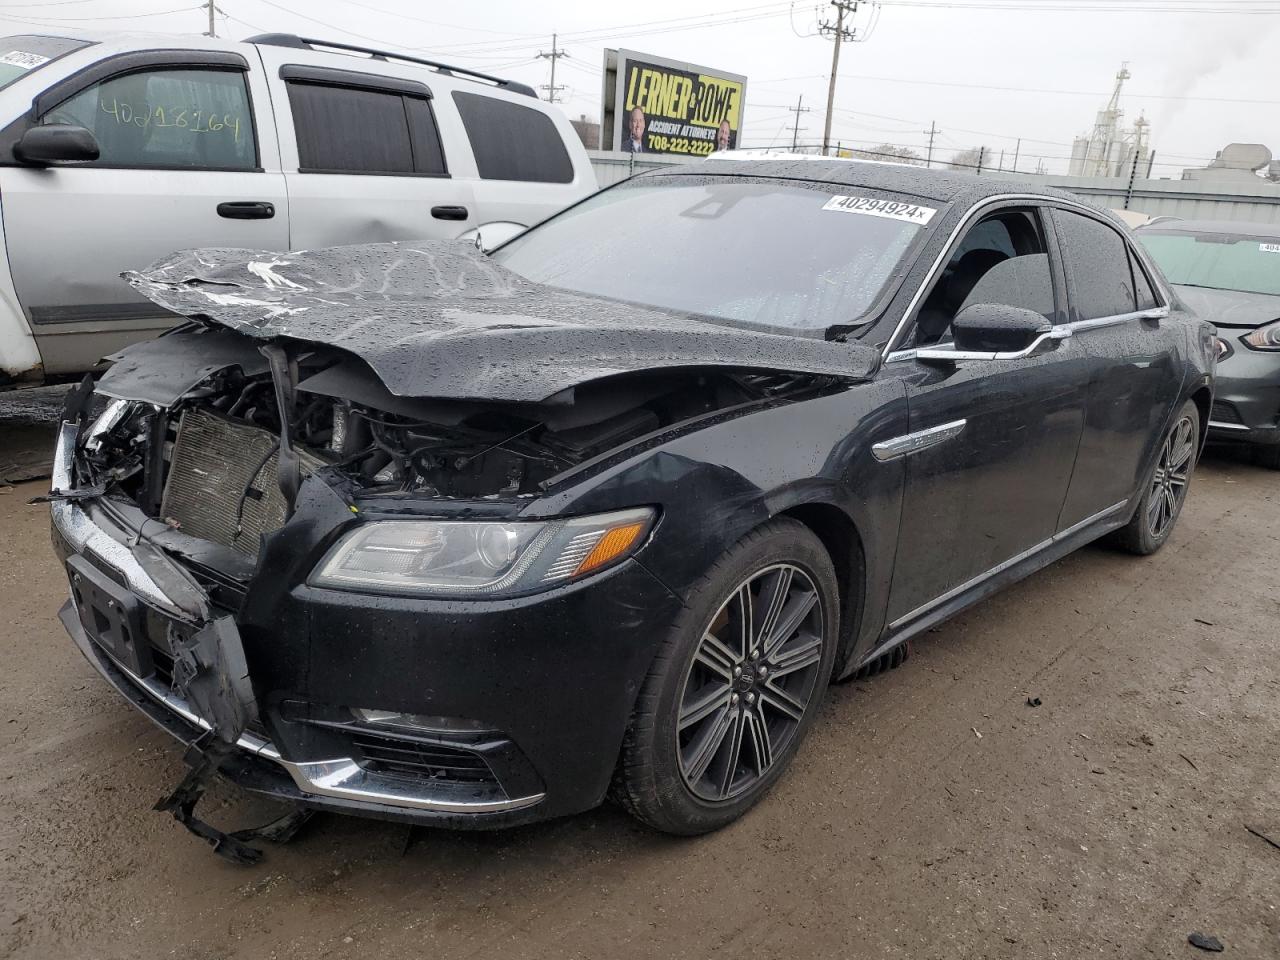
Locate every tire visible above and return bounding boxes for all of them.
[1254,443,1280,471]
[1110,400,1199,556]
[611,518,840,835]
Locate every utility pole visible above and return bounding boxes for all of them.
[818,1,859,157]
[537,33,568,103]
[788,94,810,152]
[1012,137,1021,174]
[976,145,986,175]
[997,148,1005,172]
[204,0,216,37]
[923,121,939,168]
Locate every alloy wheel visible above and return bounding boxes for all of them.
[1148,415,1195,539]
[676,563,825,803]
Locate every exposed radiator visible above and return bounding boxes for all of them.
[160,408,312,558]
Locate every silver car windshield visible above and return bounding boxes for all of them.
[492,177,933,333]
[1139,230,1280,297]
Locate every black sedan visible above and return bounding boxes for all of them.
[50,158,1215,857]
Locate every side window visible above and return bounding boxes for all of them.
[286,82,446,176]
[912,208,1054,348]
[452,91,573,183]
[41,67,256,170]
[1130,248,1159,310]
[1053,210,1139,320]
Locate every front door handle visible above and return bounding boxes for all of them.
[431,205,469,221]
[217,201,275,220]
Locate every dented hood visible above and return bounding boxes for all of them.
[122,240,879,403]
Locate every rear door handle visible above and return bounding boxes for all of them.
[431,205,469,221]
[217,201,275,220]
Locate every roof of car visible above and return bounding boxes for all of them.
[1135,218,1280,238]
[646,154,1090,208]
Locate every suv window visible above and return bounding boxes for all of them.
[286,81,446,176]
[41,67,256,170]
[912,208,1054,347]
[453,91,573,183]
[1053,210,1138,320]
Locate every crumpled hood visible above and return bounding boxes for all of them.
[123,240,879,403]
[1174,284,1280,329]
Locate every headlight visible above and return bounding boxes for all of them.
[1243,319,1280,351]
[309,507,655,597]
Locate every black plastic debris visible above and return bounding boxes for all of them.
[1026,696,1042,707]
[1187,932,1224,952]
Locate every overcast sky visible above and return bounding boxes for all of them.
[1,0,1276,176]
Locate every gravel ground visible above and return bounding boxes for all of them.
[0,444,1277,960]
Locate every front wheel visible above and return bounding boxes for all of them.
[1110,400,1199,555]
[611,519,839,835]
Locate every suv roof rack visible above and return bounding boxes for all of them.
[245,34,539,99]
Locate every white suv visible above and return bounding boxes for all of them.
[0,31,597,384]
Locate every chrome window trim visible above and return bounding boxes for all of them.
[882,193,1169,359]
[885,306,1169,364]
[871,418,967,461]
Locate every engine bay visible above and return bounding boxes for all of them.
[80,330,836,561]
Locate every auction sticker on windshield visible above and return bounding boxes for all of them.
[0,50,50,70]
[1260,242,1280,254]
[822,195,937,225]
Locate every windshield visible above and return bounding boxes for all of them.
[0,36,89,92]
[491,177,934,333]
[1138,230,1280,297]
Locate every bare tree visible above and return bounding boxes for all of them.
[851,143,924,165]
[948,146,989,171]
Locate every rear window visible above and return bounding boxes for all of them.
[493,178,929,332]
[452,91,572,183]
[0,35,89,92]
[287,82,446,176]
[1137,230,1280,297]
[1053,210,1138,320]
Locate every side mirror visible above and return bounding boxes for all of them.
[952,304,1052,352]
[916,304,1069,364]
[13,124,100,165]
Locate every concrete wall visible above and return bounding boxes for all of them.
[587,151,1280,225]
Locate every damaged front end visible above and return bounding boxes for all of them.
[50,239,879,858]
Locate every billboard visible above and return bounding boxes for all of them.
[602,49,746,157]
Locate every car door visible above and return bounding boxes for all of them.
[877,203,1088,627]
[0,50,288,375]
[254,45,478,249]
[1050,207,1183,529]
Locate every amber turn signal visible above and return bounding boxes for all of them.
[575,521,648,576]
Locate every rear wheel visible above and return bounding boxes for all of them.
[611,519,839,835]
[1111,400,1198,555]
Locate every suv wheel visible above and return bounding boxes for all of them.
[611,519,839,835]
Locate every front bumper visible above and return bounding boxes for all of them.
[1208,341,1280,446]
[50,423,683,828]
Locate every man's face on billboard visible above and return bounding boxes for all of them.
[629,108,645,140]
[716,121,731,150]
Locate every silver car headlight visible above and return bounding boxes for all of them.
[309,507,655,597]
[1242,319,1280,351]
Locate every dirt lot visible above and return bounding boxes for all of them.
[1,438,1277,959]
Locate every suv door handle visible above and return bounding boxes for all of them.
[431,205,469,221]
[217,201,275,220]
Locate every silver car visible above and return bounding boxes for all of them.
[0,30,596,384]
[1136,219,1280,469]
